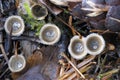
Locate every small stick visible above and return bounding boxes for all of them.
[59,55,95,79]
[0,45,9,63]
[68,16,82,38]
[90,29,114,34]
[66,55,95,74]
[68,16,76,35]
[15,42,18,56]
[61,53,85,79]
[66,66,92,80]
[59,66,65,77]
[0,33,9,63]
[71,57,80,79]
[0,68,9,78]
[60,62,96,80]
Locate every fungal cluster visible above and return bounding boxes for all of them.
[1,0,120,80]
[68,33,105,60]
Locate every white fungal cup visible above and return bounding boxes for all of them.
[4,16,25,36]
[39,23,61,45]
[8,55,26,72]
[86,33,105,55]
[68,36,87,60]
[31,4,48,20]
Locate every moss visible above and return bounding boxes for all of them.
[21,2,46,36]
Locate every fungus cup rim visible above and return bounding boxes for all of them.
[8,55,26,72]
[39,23,61,45]
[4,15,25,36]
[31,4,48,20]
[86,33,105,55]
[68,36,87,60]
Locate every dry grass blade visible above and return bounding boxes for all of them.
[101,74,112,80]
[90,29,116,35]
[110,17,120,23]
[59,66,65,77]
[58,55,95,79]
[68,16,82,37]
[98,69,120,79]
[66,62,96,80]
[81,8,102,12]
[0,45,9,63]
[61,53,85,79]
[67,55,95,74]
[87,11,103,17]
[86,0,96,9]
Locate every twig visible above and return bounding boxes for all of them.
[94,55,101,74]
[15,42,18,56]
[0,68,9,78]
[58,55,95,79]
[66,64,92,80]
[68,16,82,38]
[66,55,95,74]
[101,73,112,80]
[61,53,85,79]
[99,54,107,74]
[59,66,65,77]
[90,29,115,34]
[60,62,96,80]
[0,0,4,14]
[0,32,9,63]
[0,45,9,63]
[71,57,80,79]
[68,16,76,35]
[98,69,119,79]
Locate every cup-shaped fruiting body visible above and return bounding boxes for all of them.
[50,0,68,6]
[31,4,48,20]
[86,33,105,55]
[4,16,25,36]
[39,23,61,45]
[68,36,87,60]
[8,55,26,72]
